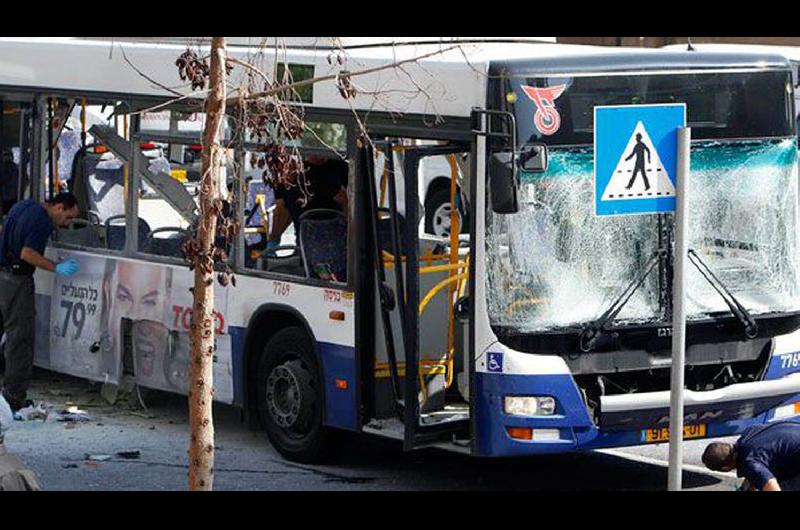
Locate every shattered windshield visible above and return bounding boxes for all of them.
[486,70,800,334]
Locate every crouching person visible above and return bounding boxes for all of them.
[702,419,800,491]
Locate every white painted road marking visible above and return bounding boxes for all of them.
[597,448,738,483]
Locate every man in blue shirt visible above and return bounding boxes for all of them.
[0,193,80,412]
[702,419,800,491]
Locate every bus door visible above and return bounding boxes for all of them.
[366,139,471,450]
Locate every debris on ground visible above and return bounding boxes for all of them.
[85,454,111,462]
[62,463,78,469]
[115,450,141,460]
[64,400,100,409]
[128,411,155,419]
[8,401,94,423]
[12,403,48,422]
[57,406,92,423]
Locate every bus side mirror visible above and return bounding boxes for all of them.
[490,151,519,214]
[490,144,549,214]
[520,143,548,173]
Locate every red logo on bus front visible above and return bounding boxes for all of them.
[521,84,567,136]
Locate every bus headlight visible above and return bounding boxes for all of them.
[504,396,556,416]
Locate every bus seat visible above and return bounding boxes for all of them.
[55,218,102,248]
[298,209,347,282]
[86,210,101,226]
[79,150,127,224]
[259,245,304,275]
[146,227,189,258]
[69,145,100,220]
[105,215,151,251]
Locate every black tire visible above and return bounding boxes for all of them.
[256,326,342,463]
[424,185,469,237]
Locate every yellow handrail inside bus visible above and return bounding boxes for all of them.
[419,261,467,274]
[382,251,455,266]
[378,156,389,208]
[257,194,269,235]
[459,255,470,298]
[419,273,468,317]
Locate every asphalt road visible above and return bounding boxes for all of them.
[1,369,737,491]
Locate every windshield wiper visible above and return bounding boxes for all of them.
[687,249,759,339]
[579,249,665,352]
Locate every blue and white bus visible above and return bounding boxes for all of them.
[0,37,799,462]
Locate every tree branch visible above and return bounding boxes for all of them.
[225,44,463,107]
[226,57,274,90]
[118,44,187,97]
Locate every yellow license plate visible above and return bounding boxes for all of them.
[644,424,707,443]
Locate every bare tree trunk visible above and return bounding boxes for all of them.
[189,36,226,491]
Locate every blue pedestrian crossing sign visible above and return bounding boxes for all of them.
[594,103,686,216]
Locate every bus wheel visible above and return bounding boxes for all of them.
[256,326,340,463]
[425,187,469,237]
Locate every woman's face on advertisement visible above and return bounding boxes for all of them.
[113,262,168,321]
[110,261,170,379]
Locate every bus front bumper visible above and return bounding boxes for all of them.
[473,370,800,457]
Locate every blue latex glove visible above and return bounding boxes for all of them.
[267,239,280,251]
[55,259,80,277]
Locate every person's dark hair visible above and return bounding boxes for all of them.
[702,442,735,471]
[46,192,79,210]
[306,158,348,188]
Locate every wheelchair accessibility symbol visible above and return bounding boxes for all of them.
[487,352,503,373]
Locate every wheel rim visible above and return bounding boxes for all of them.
[265,359,314,433]
[431,202,460,238]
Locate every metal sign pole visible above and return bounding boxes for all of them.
[668,127,691,491]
